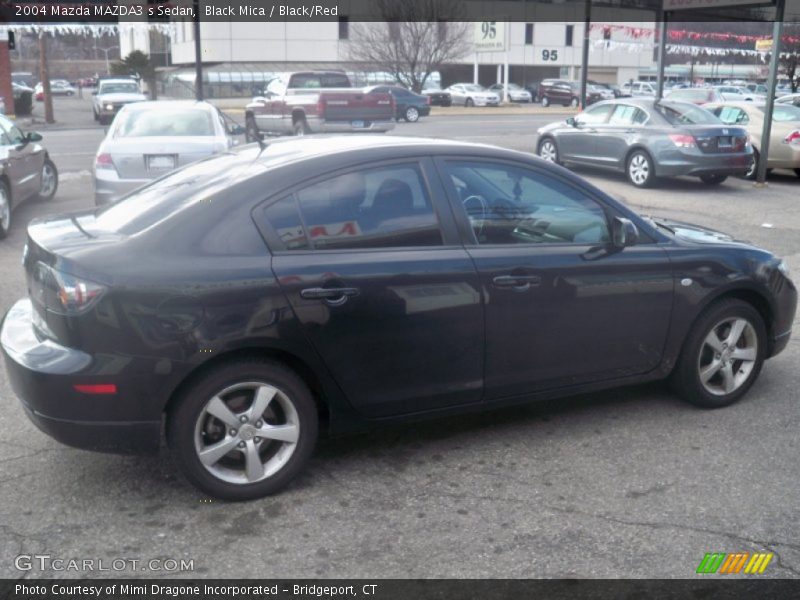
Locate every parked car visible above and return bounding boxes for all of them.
[421,87,452,107]
[743,83,768,95]
[488,83,532,103]
[245,71,395,139]
[2,135,794,499]
[705,101,800,179]
[620,81,657,98]
[0,115,58,238]
[776,92,800,107]
[93,101,244,206]
[77,77,98,88]
[589,81,625,98]
[34,80,76,101]
[535,79,569,102]
[541,81,603,107]
[444,83,500,107]
[536,98,753,187]
[92,78,147,125]
[714,86,765,102]
[665,88,724,105]
[366,85,431,122]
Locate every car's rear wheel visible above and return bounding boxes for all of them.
[404,106,420,122]
[542,96,550,107]
[745,148,759,179]
[570,97,579,108]
[293,118,309,136]
[167,358,318,500]
[465,98,474,107]
[537,137,560,165]
[38,159,58,201]
[699,174,727,186]
[0,180,10,240]
[626,150,656,187]
[794,168,800,178]
[244,114,260,143]
[672,299,766,409]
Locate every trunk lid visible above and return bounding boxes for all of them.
[684,124,749,154]
[103,136,223,179]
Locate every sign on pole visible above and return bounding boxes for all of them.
[755,38,773,51]
[474,21,507,52]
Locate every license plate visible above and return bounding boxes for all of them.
[351,120,365,128]
[718,136,732,147]
[147,155,176,170]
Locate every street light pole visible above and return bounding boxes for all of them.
[756,0,785,185]
[193,0,203,101]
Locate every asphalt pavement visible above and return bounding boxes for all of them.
[0,95,799,579]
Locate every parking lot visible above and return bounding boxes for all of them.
[1,95,799,579]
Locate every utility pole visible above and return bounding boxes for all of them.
[193,0,203,100]
[38,31,54,124]
[579,0,591,109]
[756,0,785,185]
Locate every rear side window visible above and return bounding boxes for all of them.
[263,164,443,251]
[608,104,648,125]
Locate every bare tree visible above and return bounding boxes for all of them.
[348,0,470,92]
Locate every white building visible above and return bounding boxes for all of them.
[160,20,656,96]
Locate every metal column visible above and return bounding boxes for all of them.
[579,0,591,109]
[655,13,668,100]
[756,0,785,185]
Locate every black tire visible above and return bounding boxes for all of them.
[0,179,11,240]
[570,97,579,108]
[671,299,767,409]
[541,96,550,107]
[537,137,560,165]
[744,148,759,180]
[404,106,420,122]
[626,149,656,188]
[794,168,800,178]
[37,158,58,201]
[699,174,727,186]
[93,109,98,122]
[293,118,309,136]
[465,98,474,107]
[98,115,110,126]
[167,358,319,500]
[245,114,260,143]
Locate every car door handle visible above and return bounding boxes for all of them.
[300,287,359,304]
[492,275,541,289]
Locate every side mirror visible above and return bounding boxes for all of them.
[26,132,43,142]
[565,117,576,127]
[229,124,245,136]
[612,217,639,248]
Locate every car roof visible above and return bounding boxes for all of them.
[99,79,139,85]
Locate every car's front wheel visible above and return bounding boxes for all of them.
[537,137,560,165]
[541,96,550,107]
[465,98,474,107]
[38,159,58,201]
[0,180,11,240]
[626,150,655,187]
[404,106,420,122]
[168,358,318,500]
[672,299,766,409]
[570,97,579,108]
[244,114,260,142]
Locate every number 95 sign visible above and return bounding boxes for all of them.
[474,21,507,52]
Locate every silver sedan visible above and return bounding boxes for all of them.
[536,98,753,188]
[93,101,244,206]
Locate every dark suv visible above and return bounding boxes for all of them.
[542,81,604,107]
[2,136,795,500]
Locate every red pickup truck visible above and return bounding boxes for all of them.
[244,71,396,139]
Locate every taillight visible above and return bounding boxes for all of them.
[669,134,696,148]
[316,98,325,117]
[95,153,116,171]
[73,384,117,395]
[784,130,800,145]
[31,262,107,315]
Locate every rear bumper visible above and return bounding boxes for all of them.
[656,150,753,177]
[1,299,161,453]
[313,119,396,134]
[94,171,151,206]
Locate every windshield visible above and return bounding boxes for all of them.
[100,82,140,94]
[115,108,216,137]
[757,104,800,122]
[290,73,350,88]
[656,103,721,125]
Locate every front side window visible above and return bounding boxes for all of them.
[0,114,25,145]
[291,163,442,250]
[444,161,610,246]
[608,104,648,126]
[576,103,614,125]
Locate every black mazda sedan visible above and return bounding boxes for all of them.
[1,136,795,500]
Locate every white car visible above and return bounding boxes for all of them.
[589,84,615,100]
[777,93,800,107]
[488,83,532,103]
[620,81,656,97]
[92,78,147,125]
[715,86,764,102]
[445,83,500,107]
[34,80,76,100]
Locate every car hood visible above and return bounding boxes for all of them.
[98,93,147,103]
[645,216,750,245]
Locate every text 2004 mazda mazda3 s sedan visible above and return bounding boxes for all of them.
[1,137,796,500]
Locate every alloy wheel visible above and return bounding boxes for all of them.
[0,187,9,234]
[40,162,56,198]
[539,140,558,163]
[194,381,300,485]
[405,106,419,122]
[697,317,758,396]
[628,153,650,186]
